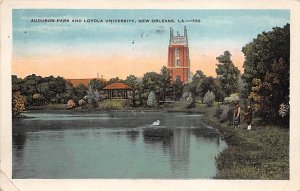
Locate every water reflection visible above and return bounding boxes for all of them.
[169,129,190,176]
[12,133,27,162]
[125,130,140,142]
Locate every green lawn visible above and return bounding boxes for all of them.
[191,102,289,179]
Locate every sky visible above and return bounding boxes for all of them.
[12,9,290,79]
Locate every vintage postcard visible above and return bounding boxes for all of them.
[1,0,300,191]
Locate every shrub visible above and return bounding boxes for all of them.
[182,91,189,100]
[203,90,215,107]
[215,104,234,123]
[12,92,25,118]
[186,92,194,108]
[78,99,85,106]
[147,91,157,108]
[224,93,239,103]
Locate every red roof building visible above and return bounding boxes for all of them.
[103,82,131,90]
[103,82,132,99]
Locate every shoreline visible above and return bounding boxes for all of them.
[197,105,289,179]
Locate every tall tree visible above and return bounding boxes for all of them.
[160,66,172,102]
[242,24,290,122]
[125,75,139,107]
[216,50,240,96]
[172,76,184,100]
[142,72,163,96]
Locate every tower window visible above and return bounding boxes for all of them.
[175,48,180,67]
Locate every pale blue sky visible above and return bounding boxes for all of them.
[12,9,290,78]
[13,9,289,56]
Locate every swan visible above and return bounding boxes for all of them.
[152,120,160,126]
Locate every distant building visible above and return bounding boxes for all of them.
[167,26,191,83]
[67,78,106,87]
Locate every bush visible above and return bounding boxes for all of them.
[224,93,239,103]
[147,91,157,108]
[186,92,194,108]
[12,92,25,118]
[215,104,234,123]
[203,91,215,107]
[182,91,189,100]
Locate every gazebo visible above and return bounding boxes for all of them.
[103,82,132,99]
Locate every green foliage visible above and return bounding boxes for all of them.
[142,72,163,95]
[88,78,104,91]
[172,76,184,100]
[224,93,240,103]
[107,77,123,85]
[147,91,157,108]
[216,51,241,96]
[185,92,194,108]
[203,90,215,107]
[74,84,88,99]
[160,66,172,102]
[12,74,76,106]
[86,85,102,108]
[242,24,290,123]
[12,92,25,118]
[125,75,139,107]
[215,104,234,123]
[186,71,224,102]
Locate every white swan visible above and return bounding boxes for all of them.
[152,120,160,126]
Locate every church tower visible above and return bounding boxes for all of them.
[167,26,190,83]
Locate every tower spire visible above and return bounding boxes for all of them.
[184,26,188,45]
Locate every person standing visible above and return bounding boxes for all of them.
[244,105,253,130]
[234,101,241,128]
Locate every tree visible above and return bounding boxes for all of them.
[142,72,163,101]
[89,78,104,91]
[185,92,194,108]
[147,91,157,108]
[185,71,224,103]
[242,24,290,122]
[188,70,206,97]
[172,76,184,100]
[107,77,122,85]
[12,75,23,92]
[86,85,98,108]
[12,92,25,118]
[74,84,88,100]
[32,93,45,105]
[203,90,215,107]
[125,75,139,107]
[216,51,241,96]
[160,66,172,102]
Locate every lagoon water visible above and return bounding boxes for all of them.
[12,110,227,179]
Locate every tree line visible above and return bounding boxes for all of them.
[12,23,289,125]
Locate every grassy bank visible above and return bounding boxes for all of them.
[189,102,289,179]
[27,104,66,110]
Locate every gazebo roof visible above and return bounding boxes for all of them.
[103,82,132,90]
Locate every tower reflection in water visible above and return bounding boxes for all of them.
[143,125,225,178]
